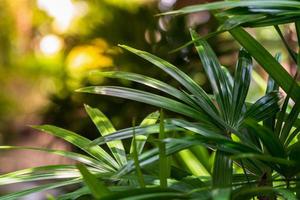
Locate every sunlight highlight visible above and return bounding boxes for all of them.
[37,0,87,32]
[66,39,113,76]
[39,34,63,56]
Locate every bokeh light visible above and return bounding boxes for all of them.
[159,0,177,11]
[66,39,113,76]
[39,34,64,56]
[37,0,88,32]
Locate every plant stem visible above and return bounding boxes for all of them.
[132,118,145,188]
[159,109,168,188]
[274,25,297,63]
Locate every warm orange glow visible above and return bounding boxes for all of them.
[66,39,113,76]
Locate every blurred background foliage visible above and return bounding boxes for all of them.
[0,0,298,173]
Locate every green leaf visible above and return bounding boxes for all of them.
[287,142,300,176]
[190,29,232,123]
[245,120,286,158]
[231,153,296,166]
[295,21,300,53]
[85,104,127,166]
[229,27,300,101]
[131,120,145,188]
[0,178,81,200]
[176,149,211,177]
[112,125,260,177]
[159,109,168,188]
[285,126,300,147]
[77,86,210,123]
[275,88,292,136]
[274,25,297,62]
[263,53,281,131]
[99,188,188,200]
[90,121,182,146]
[219,14,266,32]
[118,44,219,118]
[130,111,160,154]
[77,164,110,199]
[245,91,280,122]
[265,75,279,95]
[159,1,300,16]
[190,145,211,174]
[212,188,231,200]
[0,146,108,171]
[249,14,300,28]
[212,151,232,188]
[230,49,252,127]
[92,71,198,108]
[167,118,224,138]
[57,186,89,200]
[221,66,233,91]
[280,98,300,144]
[32,125,119,170]
[0,165,81,186]
[233,186,297,200]
[117,134,259,177]
[165,135,260,157]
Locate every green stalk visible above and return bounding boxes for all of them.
[295,21,300,50]
[159,109,168,188]
[274,25,297,63]
[212,150,232,188]
[294,21,300,72]
[132,119,145,188]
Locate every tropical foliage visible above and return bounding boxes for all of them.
[1,0,300,199]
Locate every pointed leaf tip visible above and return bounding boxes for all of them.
[76,87,94,93]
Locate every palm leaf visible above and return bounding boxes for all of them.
[0,178,81,200]
[245,120,286,158]
[159,1,300,16]
[130,111,160,154]
[159,110,168,188]
[245,91,280,122]
[280,98,300,144]
[0,146,109,171]
[92,71,198,108]
[0,165,81,186]
[263,53,281,131]
[85,104,127,166]
[77,86,211,123]
[229,27,300,101]
[99,188,189,200]
[57,187,89,200]
[176,149,211,177]
[32,125,119,170]
[231,48,253,127]
[131,122,145,188]
[90,121,182,146]
[190,29,232,123]
[212,151,232,188]
[77,164,110,199]
[118,45,219,116]
[233,186,297,200]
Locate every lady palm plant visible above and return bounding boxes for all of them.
[154,0,300,198]
[161,0,300,101]
[0,31,284,199]
[2,1,300,199]
[76,31,297,199]
[0,107,163,199]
